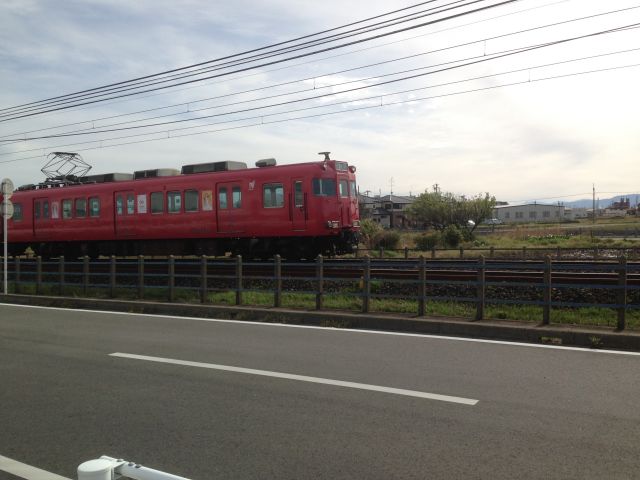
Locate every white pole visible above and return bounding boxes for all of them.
[3,213,6,295]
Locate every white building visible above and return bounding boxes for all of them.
[493,203,565,223]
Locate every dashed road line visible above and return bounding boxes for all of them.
[0,455,71,480]
[110,352,479,406]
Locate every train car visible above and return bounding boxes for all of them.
[0,154,360,259]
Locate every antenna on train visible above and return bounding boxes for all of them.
[41,152,91,184]
[318,151,331,161]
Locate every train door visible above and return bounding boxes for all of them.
[338,178,350,226]
[33,197,50,239]
[114,190,136,237]
[291,179,306,231]
[216,182,242,233]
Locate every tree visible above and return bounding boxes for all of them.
[407,189,496,235]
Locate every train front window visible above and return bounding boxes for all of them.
[350,180,357,197]
[312,178,336,196]
[339,180,348,197]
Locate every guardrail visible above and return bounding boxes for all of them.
[78,455,190,479]
[1,255,638,330]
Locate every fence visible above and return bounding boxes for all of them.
[1,254,638,330]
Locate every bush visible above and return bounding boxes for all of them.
[373,230,401,249]
[443,225,463,248]
[415,232,441,250]
[359,219,383,248]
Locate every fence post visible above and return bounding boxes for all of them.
[362,255,371,313]
[617,256,627,331]
[556,247,561,260]
[137,255,144,299]
[404,246,409,259]
[168,255,175,302]
[489,246,494,258]
[236,255,243,305]
[475,255,485,321]
[379,247,384,259]
[459,247,464,259]
[418,255,426,316]
[82,255,89,295]
[36,256,42,295]
[15,257,20,294]
[316,255,324,310]
[109,255,116,298]
[58,255,64,295]
[274,255,282,307]
[543,255,552,325]
[200,255,207,304]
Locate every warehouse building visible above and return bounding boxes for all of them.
[493,203,565,223]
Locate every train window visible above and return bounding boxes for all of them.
[13,203,23,221]
[294,181,303,207]
[62,199,72,219]
[263,184,284,208]
[167,191,181,213]
[232,187,242,209]
[218,188,228,209]
[350,180,357,197]
[75,198,87,218]
[116,195,124,215]
[151,192,164,214]
[127,194,135,214]
[339,180,348,197]
[89,197,100,217]
[312,178,336,196]
[35,202,41,220]
[43,201,50,219]
[185,190,198,212]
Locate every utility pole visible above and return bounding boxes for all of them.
[592,183,596,225]
[389,177,394,196]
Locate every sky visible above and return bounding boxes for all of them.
[1,0,639,204]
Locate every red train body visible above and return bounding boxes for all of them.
[1,156,360,259]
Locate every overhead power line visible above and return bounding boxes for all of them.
[4,22,637,143]
[0,0,519,122]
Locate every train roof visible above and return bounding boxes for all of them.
[15,157,353,193]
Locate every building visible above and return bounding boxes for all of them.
[358,194,416,228]
[493,203,565,223]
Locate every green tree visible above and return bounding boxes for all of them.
[407,189,496,236]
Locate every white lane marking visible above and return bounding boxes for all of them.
[0,454,71,480]
[110,352,478,406]
[3,302,640,357]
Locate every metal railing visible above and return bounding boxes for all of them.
[1,254,638,330]
[78,455,190,480]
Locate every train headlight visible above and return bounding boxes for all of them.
[352,220,360,227]
[326,220,340,229]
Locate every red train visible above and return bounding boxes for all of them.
[1,153,360,259]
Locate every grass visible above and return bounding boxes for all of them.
[5,279,640,330]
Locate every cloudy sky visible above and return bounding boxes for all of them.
[1,0,639,204]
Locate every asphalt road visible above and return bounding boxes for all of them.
[1,303,639,480]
